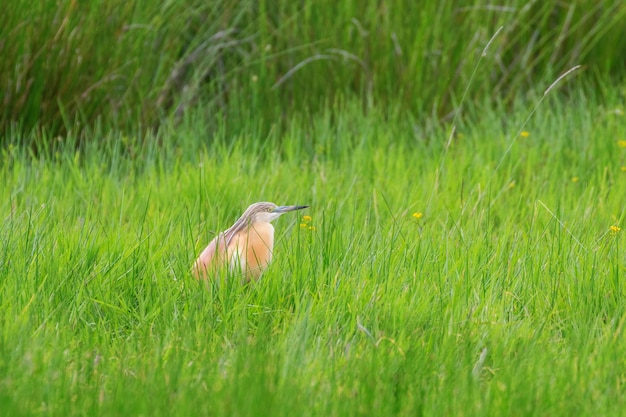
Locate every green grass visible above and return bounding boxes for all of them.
[2,0,626,143]
[1,88,626,415]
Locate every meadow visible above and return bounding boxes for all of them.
[2,91,626,415]
[2,0,626,416]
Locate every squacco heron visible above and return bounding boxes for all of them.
[193,202,309,280]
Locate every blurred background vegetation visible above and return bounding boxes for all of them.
[1,0,625,148]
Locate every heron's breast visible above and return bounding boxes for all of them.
[231,223,275,274]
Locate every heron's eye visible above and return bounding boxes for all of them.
[267,207,273,212]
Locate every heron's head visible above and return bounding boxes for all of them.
[244,202,309,223]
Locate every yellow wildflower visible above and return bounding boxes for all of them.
[302,215,312,222]
[610,225,621,234]
[571,176,579,183]
[300,223,307,228]
[412,212,423,219]
[618,140,626,148]
[309,226,316,231]
[621,166,626,172]
[520,131,530,138]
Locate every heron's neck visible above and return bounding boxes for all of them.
[224,217,267,244]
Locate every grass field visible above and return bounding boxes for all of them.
[3,0,626,141]
[1,86,625,416]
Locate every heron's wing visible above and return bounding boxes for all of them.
[193,232,228,278]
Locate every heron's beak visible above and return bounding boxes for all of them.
[273,205,309,213]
